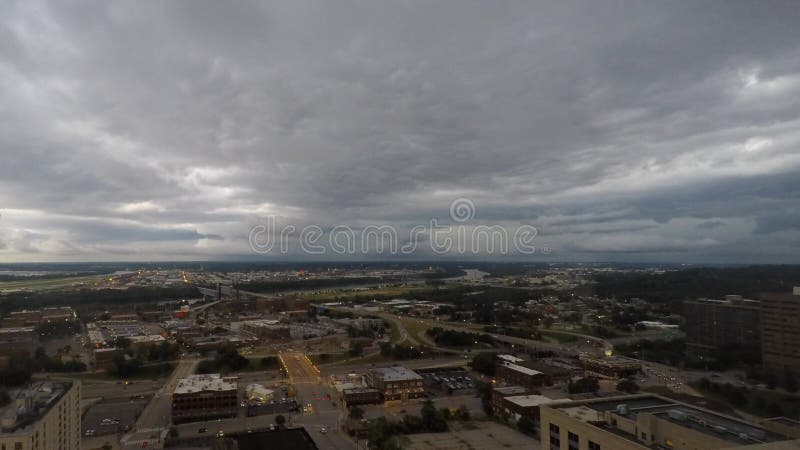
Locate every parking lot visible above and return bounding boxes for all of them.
[420,368,477,395]
[82,399,146,437]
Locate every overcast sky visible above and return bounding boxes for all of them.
[1,1,800,263]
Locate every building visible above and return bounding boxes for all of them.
[760,417,800,439]
[761,288,800,377]
[496,360,550,389]
[365,366,425,401]
[1,310,42,328]
[232,428,319,450]
[342,387,382,406]
[279,310,310,322]
[540,394,799,450]
[491,385,528,415]
[1,307,77,328]
[683,295,761,356]
[172,374,238,423]
[0,327,36,356]
[41,307,77,323]
[579,354,641,379]
[245,384,274,403]
[0,380,81,450]
[241,320,291,341]
[92,347,118,372]
[500,394,569,437]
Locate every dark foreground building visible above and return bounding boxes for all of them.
[167,428,319,450]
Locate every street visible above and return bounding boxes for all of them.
[281,351,355,449]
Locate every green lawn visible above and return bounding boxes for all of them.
[0,274,110,291]
[540,330,580,343]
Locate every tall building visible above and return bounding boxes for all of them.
[540,394,799,450]
[682,295,761,356]
[761,287,800,377]
[0,380,81,450]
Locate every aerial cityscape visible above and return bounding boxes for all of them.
[1,1,800,450]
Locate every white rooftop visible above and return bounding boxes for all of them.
[174,374,237,394]
[506,394,567,408]
[373,366,423,381]
[501,361,543,376]
[497,354,525,363]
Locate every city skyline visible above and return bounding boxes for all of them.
[2,1,800,262]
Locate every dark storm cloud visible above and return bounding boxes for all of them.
[1,0,800,261]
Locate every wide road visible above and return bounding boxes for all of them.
[280,351,354,450]
[133,358,200,430]
[329,306,604,356]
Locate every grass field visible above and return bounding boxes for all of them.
[540,330,580,343]
[0,274,110,292]
[304,285,423,301]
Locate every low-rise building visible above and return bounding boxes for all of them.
[0,326,36,356]
[92,347,118,372]
[342,387,382,406]
[366,366,425,401]
[245,384,274,403]
[540,394,799,450]
[241,320,291,341]
[172,374,238,423]
[500,394,569,437]
[579,354,641,379]
[496,360,550,389]
[0,380,81,450]
[1,310,42,327]
[491,385,528,414]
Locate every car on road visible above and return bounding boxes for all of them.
[198,427,208,433]
[84,429,96,437]
[320,426,327,434]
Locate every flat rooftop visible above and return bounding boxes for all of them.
[500,361,543,376]
[505,394,566,408]
[497,354,525,363]
[174,374,237,394]
[1,381,72,435]
[373,366,423,381]
[552,395,789,447]
[494,386,527,395]
[579,354,641,367]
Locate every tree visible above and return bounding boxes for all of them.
[455,405,471,421]
[275,415,287,427]
[349,406,365,420]
[420,400,448,432]
[469,352,497,376]
[766,402,784,417]
[349,342,364,357]
[517,416,534,434]
[568,377,599,394]
[168,427,179,438]
[616,379,640,394]
[784,371,798,393]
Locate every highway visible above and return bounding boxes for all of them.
[329,306,604,356]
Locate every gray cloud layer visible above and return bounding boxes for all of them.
[1,1,800,262]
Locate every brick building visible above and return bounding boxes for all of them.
[172,374,238,423]
[366,366,425,401]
